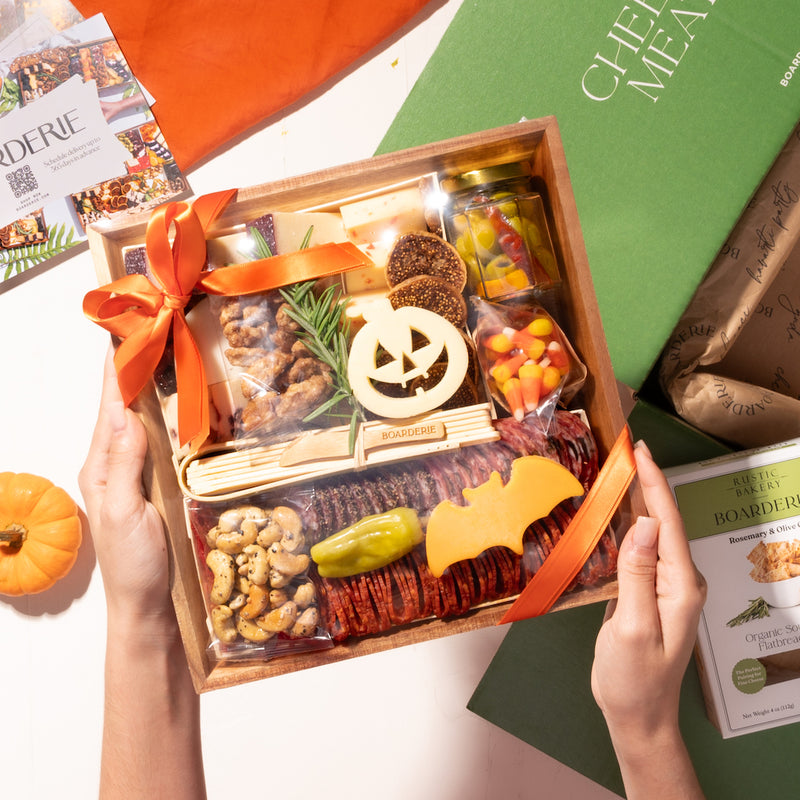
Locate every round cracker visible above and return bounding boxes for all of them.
[385,231,467,291]
[387,274,467,328]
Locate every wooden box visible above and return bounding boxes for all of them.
[87,118,639,692]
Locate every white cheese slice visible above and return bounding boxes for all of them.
[339,186,428,269]
[272,211,348,252]
[206,211,348,266]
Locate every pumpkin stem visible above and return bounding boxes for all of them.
[0,523,26,550]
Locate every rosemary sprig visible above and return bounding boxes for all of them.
[249,226,274,259]
[279,278,365,449]
[247,223,314,261]
[726,597,770,627]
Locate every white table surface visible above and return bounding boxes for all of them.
[0,3,622,797]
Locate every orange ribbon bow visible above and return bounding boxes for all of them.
[83,188,372,451]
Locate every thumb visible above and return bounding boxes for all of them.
[613,516,660,626]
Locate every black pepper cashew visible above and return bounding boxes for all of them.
[214,521,259,555]
[207,549,235,604]
[257,505,303,549]
[206,525,222,549]
[228,590,247,612]
[235,552,250,575]
[255,600,298,633]
[205,502,319,646]
[269,587,290,608]
[236,612,275,643]
[243,543,270,585]
[211,605,238,644]
[292,581,316,609]
[291,606,319,637]
[268,542,310,582]
[218,505,268,533]
[239,583,269,619]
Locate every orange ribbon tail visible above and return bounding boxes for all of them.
[499,426,637,624]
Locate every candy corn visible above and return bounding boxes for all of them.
[490,351,528,385]
[485,331,515,354]
[479,311,573,419]
[542,365,562,394]
[545,340,569,371]
[527,316,553,337]
[518,362,543,411]
[502,377,525,421]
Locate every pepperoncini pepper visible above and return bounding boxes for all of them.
[310,507,424,578]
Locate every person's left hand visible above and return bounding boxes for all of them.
[78,346,171,623]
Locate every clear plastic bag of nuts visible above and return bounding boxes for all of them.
[186,489,333,662]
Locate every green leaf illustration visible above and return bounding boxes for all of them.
[1,223,80,280]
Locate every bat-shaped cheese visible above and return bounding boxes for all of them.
[425,455,584,578]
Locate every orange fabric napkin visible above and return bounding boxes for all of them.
[72,0,433,168]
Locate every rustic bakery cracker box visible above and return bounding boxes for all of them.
[665,437,800,738]
[86,119,641,692]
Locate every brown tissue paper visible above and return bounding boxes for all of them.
[659,122,800,448]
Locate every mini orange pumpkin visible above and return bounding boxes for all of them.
[0,472,82,596]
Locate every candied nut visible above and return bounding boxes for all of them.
[291,606,319,637]
[206,550,235,605]
[255,601,298,633]
[211,605,238,644]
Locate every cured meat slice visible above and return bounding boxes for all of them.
[306,409,613,642]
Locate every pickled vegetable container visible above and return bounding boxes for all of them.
[441,162,561,302]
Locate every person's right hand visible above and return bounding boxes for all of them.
[591,440,707,799]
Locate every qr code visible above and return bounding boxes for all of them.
[6,165,38,198]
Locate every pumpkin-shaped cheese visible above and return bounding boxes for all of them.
[347,300,469,418]
[0,472,82,596]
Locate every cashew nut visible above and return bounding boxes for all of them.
[256,526,283,548]
[206,503,315,646]
[235,552,250,576]
[292,581,316,609]
[240,583,269,619]
[243,543,270,585]
[236,613,275,643]
[268,542,310,577]
[218,505,268,533]
[211,605,238,644]
[228,590,247,612]
[206,549,235,604]
[258,505,303,549]
[255,600,298,633]
[291,606,319,637]
[269,588,290,608]
[206,525,222,548]
[214,522,259,555]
